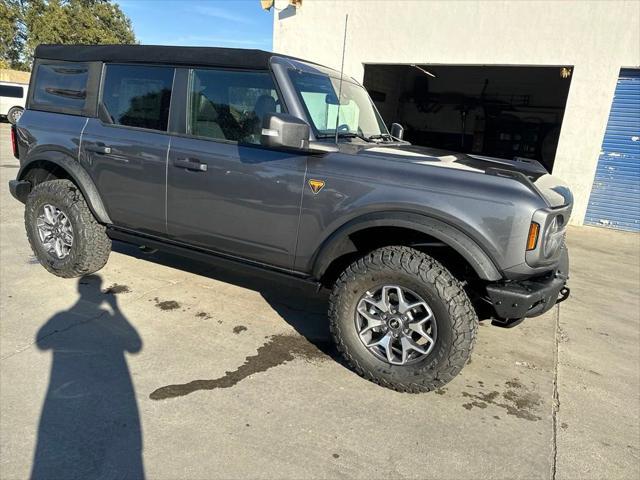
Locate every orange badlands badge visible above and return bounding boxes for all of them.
[308,179,325,194]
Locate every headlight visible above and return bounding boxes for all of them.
[526,210,569,268]
[543,215,565,258]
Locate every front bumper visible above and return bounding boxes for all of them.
[486,246,569,325]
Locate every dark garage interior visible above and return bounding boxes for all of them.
[363,65,573,172]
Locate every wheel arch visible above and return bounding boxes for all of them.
[312,212,502,284]
[17,153,112,224]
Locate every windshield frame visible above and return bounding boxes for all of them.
[286,69,390,141]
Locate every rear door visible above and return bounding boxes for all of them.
[81,64,174,235]
[166,67,307,269]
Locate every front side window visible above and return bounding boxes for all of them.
[188,68,281,144]
[32,63,88,112]
[102,64,174,131]
[289,71,388,140]
[0,85,24,98]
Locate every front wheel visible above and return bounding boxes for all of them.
[329,246,478,392]
[25,179,111,278]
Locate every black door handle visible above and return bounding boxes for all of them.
[174,158,208,172]
[85,144,112,154]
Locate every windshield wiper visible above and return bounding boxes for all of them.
[367,133,393,142]
[318,132,372,142]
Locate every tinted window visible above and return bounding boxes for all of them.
[33,63,88,111]
[102,65,174,131]
[188,69,281,144]
[0,85,24,98]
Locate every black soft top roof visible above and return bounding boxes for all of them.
[34,44,298,70]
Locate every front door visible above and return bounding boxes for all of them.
[81,63,175,235]
[166,67,306,269]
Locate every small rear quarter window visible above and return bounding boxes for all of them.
[32,63,89,112]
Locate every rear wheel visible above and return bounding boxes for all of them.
[7,106,23,124]
[25,179,111,278]
[329,246,478,392]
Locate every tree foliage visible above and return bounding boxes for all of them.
[0,0,22,69]
[0,0,136,71]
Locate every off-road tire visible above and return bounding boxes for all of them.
[25,179,111,278]
[7,106,23,125]
[329,246,478,392]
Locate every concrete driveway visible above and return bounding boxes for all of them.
[1,122,638,479]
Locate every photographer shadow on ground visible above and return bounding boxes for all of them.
[31,274,144,480]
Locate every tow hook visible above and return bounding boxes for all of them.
[556,286,570,304]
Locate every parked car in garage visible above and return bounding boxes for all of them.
[0,81,28,124]
[9,44,572,392]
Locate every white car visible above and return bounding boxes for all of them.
[0,81,28,124]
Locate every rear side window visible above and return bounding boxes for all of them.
[102,64,174,131]
[0,85,24,98]
[32,63,88,112]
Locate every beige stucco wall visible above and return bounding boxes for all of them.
[273,0,640,225]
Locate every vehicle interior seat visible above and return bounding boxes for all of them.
[249,94,278,141]
[192,92,225,140]
[255,94,277,120]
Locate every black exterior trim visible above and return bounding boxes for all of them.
[168,68,189,134]
[8,179,31,203]
[17,155,112,224]
[35,44,307,71]
[107,227,316,286]
[487,246,569,321]
[312,212,503,281]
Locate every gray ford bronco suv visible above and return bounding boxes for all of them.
[9,45,571,392]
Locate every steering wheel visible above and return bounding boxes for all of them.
[337,124,350,132]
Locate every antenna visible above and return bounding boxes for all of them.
[411,64,437,78]
[334,14,349,145]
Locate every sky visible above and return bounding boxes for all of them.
[117,0,274,50]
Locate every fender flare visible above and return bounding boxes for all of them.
[17,153,112,224]
[311,211,502,281]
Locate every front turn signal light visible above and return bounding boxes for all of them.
[527,222,540,251]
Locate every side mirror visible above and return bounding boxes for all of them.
[261,113,310,150]
[390,123,404,140]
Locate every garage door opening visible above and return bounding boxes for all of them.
[363,65,573,172]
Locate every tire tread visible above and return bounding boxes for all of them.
[329,246,478,393]
[25,179,111,278]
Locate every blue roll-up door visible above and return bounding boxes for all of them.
[585,69,640,231]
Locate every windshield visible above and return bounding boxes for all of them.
[288,70,389,140]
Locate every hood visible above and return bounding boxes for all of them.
[353,143,572,208]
